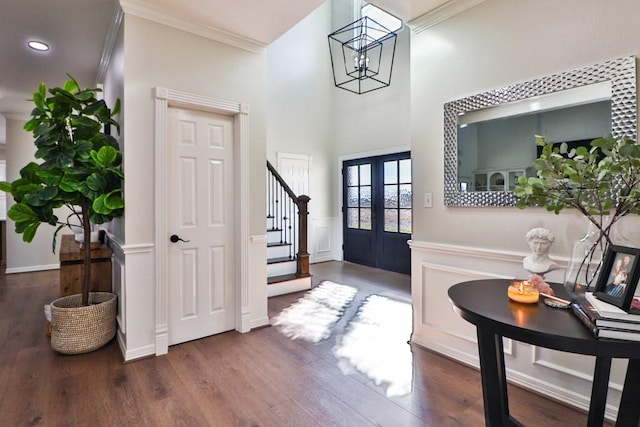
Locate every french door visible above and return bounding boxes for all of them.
[343,152,412,275]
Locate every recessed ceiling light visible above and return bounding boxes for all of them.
[28,40,50,52]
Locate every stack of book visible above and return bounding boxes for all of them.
[571,292,640,340]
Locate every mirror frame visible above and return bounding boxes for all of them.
[444,55,637,207]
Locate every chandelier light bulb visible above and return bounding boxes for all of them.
[354,53,369,71]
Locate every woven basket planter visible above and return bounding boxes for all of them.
[50,292,117,355]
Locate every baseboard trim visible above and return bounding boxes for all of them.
[250,316,270,329]
[267,277,312,297]
[5,263,60,274]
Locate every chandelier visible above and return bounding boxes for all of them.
[328,15,398,94]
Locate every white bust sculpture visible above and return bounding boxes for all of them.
[522,227,561,275]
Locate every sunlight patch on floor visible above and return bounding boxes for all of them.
[270,281,357,343]
[333,295,413,397]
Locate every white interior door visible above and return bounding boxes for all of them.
[277,152,310,196]
[167,106,235,346]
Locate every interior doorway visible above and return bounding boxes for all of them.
[166,106,236,346]
[342,152,411,275]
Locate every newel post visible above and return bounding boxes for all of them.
[296,195,311,278]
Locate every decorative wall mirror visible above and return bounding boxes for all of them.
[444,56,637,207]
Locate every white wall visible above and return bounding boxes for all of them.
[266,0,412,262]
[266,2,338,262]
[410,0,640,419]
[411,0,640,253]
[331,1,411,258]
[4,115,61,272]
[102,19,125,243]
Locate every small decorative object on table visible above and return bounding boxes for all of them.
[522,227,561,276]
[508,280,540,304]
[593,245,640,312]
[531,275,571,308]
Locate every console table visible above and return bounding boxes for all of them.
[448,279,640,427]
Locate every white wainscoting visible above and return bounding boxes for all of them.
[310,217,340,263]
[249,234,269,330]
[409,240,626,421]
[108,237,156,361]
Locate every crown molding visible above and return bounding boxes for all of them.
[3,112,30,121]
[408,0,486,34]
[96,5,124,84]
[119,0,266,54]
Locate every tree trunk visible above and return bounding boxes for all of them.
[81,198,91,306]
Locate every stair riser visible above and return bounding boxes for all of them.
[267,277,312,297]
[267,245,293,259]
[268,260,297,277]
[266,230,282,244]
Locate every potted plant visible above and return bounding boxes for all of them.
[515,134,640,295]
[0,77,124,353]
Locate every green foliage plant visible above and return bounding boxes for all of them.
[0,77,124,306]
[515,134,640,287]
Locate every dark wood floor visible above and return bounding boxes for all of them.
[0,261,609,426]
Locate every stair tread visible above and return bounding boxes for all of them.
[267,241,291,248]
[268,273,312,284]
[268,256,296,264]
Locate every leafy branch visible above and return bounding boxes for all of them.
[515,135,640,289]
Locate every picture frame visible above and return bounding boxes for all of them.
[593,245,640,312]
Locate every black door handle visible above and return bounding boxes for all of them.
[170,234,190,243]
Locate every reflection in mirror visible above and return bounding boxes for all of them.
[444,56,637,207]
[459,87,611,192]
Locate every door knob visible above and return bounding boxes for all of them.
[170,234,190,243]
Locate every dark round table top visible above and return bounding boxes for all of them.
[448,279,640,358]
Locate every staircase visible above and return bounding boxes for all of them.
[266,161,312,297]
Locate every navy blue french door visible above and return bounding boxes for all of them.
[342,152,411,275]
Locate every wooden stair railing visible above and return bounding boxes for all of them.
[266,161,310,279]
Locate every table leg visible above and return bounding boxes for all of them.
[616,358,640,426]
[476,328,522,427]
[587,356,611,427]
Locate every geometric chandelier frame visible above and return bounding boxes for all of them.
[328,16,397,94]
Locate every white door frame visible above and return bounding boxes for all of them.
[153,87,250,355]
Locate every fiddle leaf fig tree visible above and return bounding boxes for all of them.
[0,77,124,306]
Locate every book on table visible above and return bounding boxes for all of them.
[571,293,640,340]
[597,328,640,341]
[584,292,640,324]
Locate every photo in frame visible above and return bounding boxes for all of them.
[593,245,640,312]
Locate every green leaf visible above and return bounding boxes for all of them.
[103,191,124,209]
[86,173,106,192]
[82,99,106,116]
[40,186,58,200]
[0,182,12,193]
[22,222,40,243]
[7,204,38,223]
[62,78,79,93]
[111,98,121,117]
[91,146,118,168]
[58,175,81,193]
